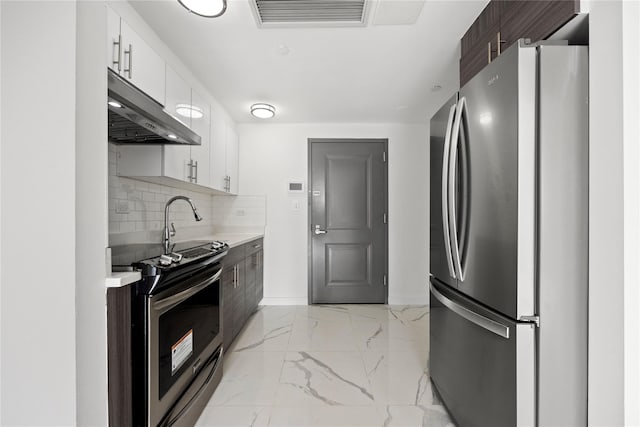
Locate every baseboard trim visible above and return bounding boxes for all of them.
[259,297,308,306]
[388,296,430,305]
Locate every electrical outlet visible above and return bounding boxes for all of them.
[116,200,130,214]
[236,209,246,216]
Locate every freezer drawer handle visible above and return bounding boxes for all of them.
[430,282,510,339]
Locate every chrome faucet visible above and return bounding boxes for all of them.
[163,196,203,253]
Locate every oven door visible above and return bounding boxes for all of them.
[147,263,223,427]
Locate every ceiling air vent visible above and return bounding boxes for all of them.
[252,0,369,27]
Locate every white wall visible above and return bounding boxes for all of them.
[238,123,430,305]
[0,2,3,422]
[621,1,640,424]
[75,2,109,425]
[1,2,78,425]
[589,1,640,424]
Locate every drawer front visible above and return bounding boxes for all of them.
[429,281,535,427]
[223,245,246,268]
[246,238,263,256]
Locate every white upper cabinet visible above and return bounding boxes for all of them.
[106,6,122,73]
[226,126,239,195]
[189,89,211,188]
[106,6,165,105]
[210,120,239,195]
[163,65,192,182]
[210,118,227,193]
[116,65,213,191]
[108,4,235,195]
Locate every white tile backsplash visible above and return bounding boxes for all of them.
[108,143,267,245]
[108,143,215,243]
[212,195,267,228]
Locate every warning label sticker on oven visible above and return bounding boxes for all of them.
[171,329,193,375]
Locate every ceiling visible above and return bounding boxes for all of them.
[130,0,487,124]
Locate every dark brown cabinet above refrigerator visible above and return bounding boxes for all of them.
[460,0,581,86]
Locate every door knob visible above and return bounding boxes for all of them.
[314,225,327,235]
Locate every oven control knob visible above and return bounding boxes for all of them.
[159,254,173,266]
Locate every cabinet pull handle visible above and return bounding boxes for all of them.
[124,44,133,78]
[113,34,122,72]
[194,160,198,183]
[487,41,492,64]
[234,264,238,288]
[497,32,503,56]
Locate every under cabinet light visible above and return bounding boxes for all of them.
[178,0,227,18]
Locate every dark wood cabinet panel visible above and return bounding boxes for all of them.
[461,1,504,57]
[460,0,579,86]
[107,287,133,427]
[501,0,579,51]
[222,268,236,351]
[460,20,501,87]
[256,250,264,305]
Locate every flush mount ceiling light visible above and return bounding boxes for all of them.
[108,100,122,108]
[178,0,227,18]
[250,103,276,119]
[176,104,204,119]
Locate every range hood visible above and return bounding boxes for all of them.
[107,69,201,145]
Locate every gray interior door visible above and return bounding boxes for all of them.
[309,139,388,304]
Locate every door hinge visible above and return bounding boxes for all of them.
[383,213,387,224]
[382,151,387,163]
[383,274,387,286]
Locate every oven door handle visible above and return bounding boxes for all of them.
[152,268,222,313]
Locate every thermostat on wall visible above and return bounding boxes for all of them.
[288,181,305,193]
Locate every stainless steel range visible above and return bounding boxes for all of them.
[112,240,228,427]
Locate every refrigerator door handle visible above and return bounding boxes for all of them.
[441,103,457,279]
[430,281,510,339]
[449,97,467,281]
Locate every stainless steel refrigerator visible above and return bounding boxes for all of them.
[429,40,588,427]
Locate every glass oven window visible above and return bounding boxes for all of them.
[158,281,220,399]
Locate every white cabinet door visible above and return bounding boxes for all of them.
[210,116,227,192]
[190,89,211,187]
[163,65,191,181]
[164,64,191,127]
[119,19,165,105]
[106,6,122,73]
[226,125,239,195]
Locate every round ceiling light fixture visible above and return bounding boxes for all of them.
[176,104,204,119]
[108,100,122,108]
[178,0,227,18]
[250,103,276,119]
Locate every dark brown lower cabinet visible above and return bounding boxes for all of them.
[222,238,264,351]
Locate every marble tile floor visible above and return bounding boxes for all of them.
[195,305,456,427]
